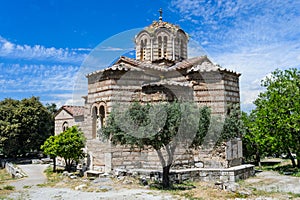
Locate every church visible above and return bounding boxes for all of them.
[55,12,241,173]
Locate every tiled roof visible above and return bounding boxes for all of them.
[86,55,240,76]
[61,106,85,117]
[142,80,192,88]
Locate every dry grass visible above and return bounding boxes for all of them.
[159,178,300,200]
[40,166,300,199]
[0,168,15,197]
[169,181,236,200]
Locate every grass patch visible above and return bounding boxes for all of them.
[41,166,64,187]
[0,169,13,183]
[274,164,300,177]
[0,168,15,197]
[2,185,14,190]
[169,181,236,200]
[148,181,236,200]
[149,181,196,191]
[256,159,300,177]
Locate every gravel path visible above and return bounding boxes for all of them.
[9,187,176,200]
[7,164,300,199]
[9,164,49,190]
[244,171,300,194]
[8,164,177,200]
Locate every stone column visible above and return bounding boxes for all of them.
[172,37,175,60]
[150,38,153,61]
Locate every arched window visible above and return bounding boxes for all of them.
[99,106,105,128]
[175,38,180,60]
[158,36,162,58]
[143,39,147,60]
[62,121,68,132]
[92,106,98,139]
[163,36,168,58]
[140,40,144,60]
[180,39,184,59]
[140,39,148,60]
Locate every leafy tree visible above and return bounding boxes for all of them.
[41,126,86,172]
[0,97,53,157]
[46,103,58,115]
[251,68,300,167]
[219,104,245,143]
[102,101,210,188]
[241,112,264,166]
[45,103,57,138]
[41,135,59,171]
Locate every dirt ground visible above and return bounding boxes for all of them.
[243,170,300,194]
[8,164,49,190]
[4,164,300,200]
[6,164,177,200]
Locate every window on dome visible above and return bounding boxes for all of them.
[158,36,162,58]
[140,40,144,60]
[163,36,167,58]
[143,39,147,60]
[180,39,184,59]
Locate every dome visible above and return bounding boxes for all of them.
[135,9,189,62]
[144,21,187,36]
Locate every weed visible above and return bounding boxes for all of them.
[2,185,14,190]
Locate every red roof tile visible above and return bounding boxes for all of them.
[61,105,85,116]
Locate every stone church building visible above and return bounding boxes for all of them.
[55,14,241,173]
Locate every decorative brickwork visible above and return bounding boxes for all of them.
[55,17,242,173]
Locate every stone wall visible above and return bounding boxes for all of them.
[110,145,199,171]
[171,164,255,183]
[132,164,254,183]
[82,56,241,172]
[55,109,84,135]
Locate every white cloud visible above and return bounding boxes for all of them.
[0,36,88,65]
[0,63,79,93]
[0,62,83,107]
[171,0,300,112]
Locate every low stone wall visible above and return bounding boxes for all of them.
[5,162,26,178]
[172,164,255,182]
[131,164,254,183]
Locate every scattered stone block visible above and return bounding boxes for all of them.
[195,162,204,168]
[75,184,87,190]
[70,175,77,179]
[32,159,42,164]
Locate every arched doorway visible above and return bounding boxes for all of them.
[92,106,98,139]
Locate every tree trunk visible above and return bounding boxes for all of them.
[162,164,171,189]
[52,157,56,172]
[65,159,71,172]
[255,148,261,167]
[287,148,296,168]
[296,152,300,168]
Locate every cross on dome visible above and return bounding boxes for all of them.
[159,8,163,22]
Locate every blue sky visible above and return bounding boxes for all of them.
[0,0,300,112]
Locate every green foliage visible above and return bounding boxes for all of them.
[102,101,211,188]
[103,102,210,151]
[241,112,262,163]
[247,68,300,167]
[0,97,54,157]
[41,126,86,172]
[219,104,245,143]
[41,135,58,159]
